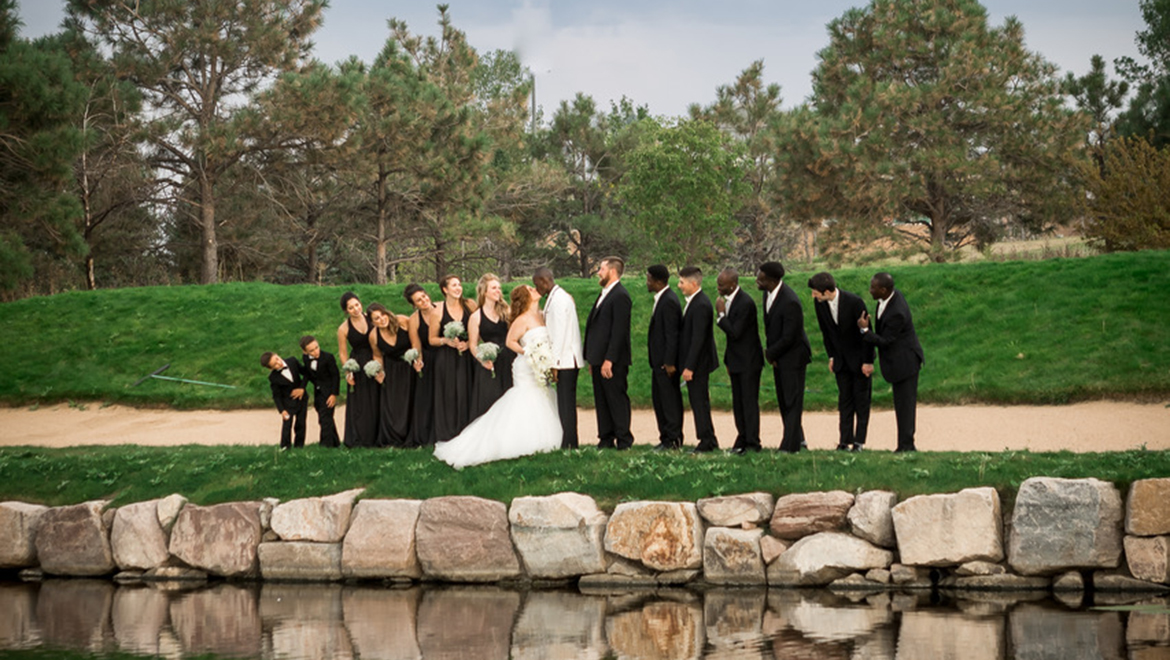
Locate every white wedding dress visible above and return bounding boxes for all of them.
[434,326,562,469]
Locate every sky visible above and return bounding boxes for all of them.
[16,0,1146,119]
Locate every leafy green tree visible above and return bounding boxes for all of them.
[621,118,748,267]
[1117,0,1170,147]
[803,0,1088,259]
[1080,136,1170,252]
[65,0,326,284]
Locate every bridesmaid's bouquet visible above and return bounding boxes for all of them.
[476,342,500,378]
[402,348,421,377]
[363,360,382,378]
[341,359,360,373]
[526,338,556,387]
[443,321,467,340]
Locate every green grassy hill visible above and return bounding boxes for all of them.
[1,250,1167,411]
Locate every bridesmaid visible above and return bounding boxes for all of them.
[404,283,438,447]
[368,303,414,448]
[428,274,478,443]
[468,273,514,420]
[336,291,379,448]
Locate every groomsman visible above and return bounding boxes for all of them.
[584,256,634,450]
[755,261,811,453]
[534,267,585,449]
[807,273,874,452]
[646,264,683,450]
[261,351,307,449]
[677,266,719,453]
[858,272,925,452]
[716,267,764,454]
[299,335,340,447]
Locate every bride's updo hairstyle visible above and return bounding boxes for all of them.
[509,284,533,322]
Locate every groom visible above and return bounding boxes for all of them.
[584,256,634,450]
[534,267,584,449]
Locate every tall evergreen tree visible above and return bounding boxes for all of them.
[1117,0,1170,147]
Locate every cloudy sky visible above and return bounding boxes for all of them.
[17,0,1146,118]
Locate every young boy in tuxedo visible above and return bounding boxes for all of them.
[261,351,307,449]
[299,335,340,447]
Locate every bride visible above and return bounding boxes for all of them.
[434,284,562,468]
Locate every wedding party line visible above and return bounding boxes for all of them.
[261,257,924,468]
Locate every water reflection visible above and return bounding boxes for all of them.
[0,578,1166,660]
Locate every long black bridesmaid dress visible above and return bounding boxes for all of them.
[469,311,514,421]
[431,300,474,444]
[344,316,380,448]
[408,312,436,447]
[375,326,414,448]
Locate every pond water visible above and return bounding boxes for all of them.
[0,579,1167,659]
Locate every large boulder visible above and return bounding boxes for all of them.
[156,494,187,531]
[892,487,1003,566]
[703,527,765,584]
[848,491,898,548]
[35,501,116,576]
[696,492,774,527]
[258,542,342,581]
[767,531,893,586]
[415,496,520,582]
[169,502,264,577]
[1127,478,1170,536]
[0,501,48,568]
[605,501,704,572]
[111,500,171,571]
[269,488,363,543]
[509,492,607,578]
[341,499,422,579]
[1124,535,1170,584]
[769,491,854,540]
[1008,477,1123,576]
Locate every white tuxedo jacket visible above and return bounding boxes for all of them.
[543,285,584,369]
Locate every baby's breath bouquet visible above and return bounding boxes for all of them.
[363,360,383,378]
[526,337,556,387]
[402,348,421,377]
[476,342,500,378]
[341,359,360,373]
[443,320,468,353]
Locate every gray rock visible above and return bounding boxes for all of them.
[605,501,703,571]
[830,573,881,589]
[892,487,1003,566]
[769,491,854,540]
[1052,571,1085,591]
[269,488,363,543]
[578,573,659,590]
[848,490,898,548]
[35,501,116,576]
[657,569,701,584]
[696,492,774,527]
[341,499,421,579]
[866,568,892,583]
[169,502,264,577]
[951,574,1051,590]
[509,492,607,578]
[1127,478,1170,536]
[1008,477,1123,576]
[955,561,1007,577]
[767,531,893,586]
[111,500,170,571]
[1125,535,1170,584]
[760,535,789,565]
[890,563,932,587]
[1094,570,1170,592]
[155,494,187,531]
[416,496,520,582]
[0,501,47,568]
[258,542,342,581]
[703,527,765,584]
[607,555,654,577]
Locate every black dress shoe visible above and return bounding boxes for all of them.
[835,444,851,451]
[691,446,716,454]
[894,446,917,453]
[851,444,864,452]
[728,447,746,455]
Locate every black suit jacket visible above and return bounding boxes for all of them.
[680,290,718,375]
[648,287,682,369]
[863,289,924,384]
[584,281,632,367]
[813,289,874,374]
[268,358,306,414]
[302,350,340,399]
[762,282,812,370]
[717,289,764,374]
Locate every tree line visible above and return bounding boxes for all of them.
[2,0,1168,300]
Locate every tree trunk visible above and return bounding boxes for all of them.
[199,174,219,284]
[375,163,388,285]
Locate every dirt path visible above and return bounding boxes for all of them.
[2,401,1166,452]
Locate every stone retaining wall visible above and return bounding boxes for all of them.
[2,477,1169,592]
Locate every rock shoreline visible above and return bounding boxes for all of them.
[2,477,1169,593]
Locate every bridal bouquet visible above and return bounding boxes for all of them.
[476,342,500,378]
[526,337,556,387]
[443,321,468,353]
[363,360,383,378]
[341,359,360,373]
[402,348,421,377]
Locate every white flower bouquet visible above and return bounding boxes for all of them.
[402,348,421,377]
[443,320,468,353]
[363,360,383,378]
[341,358,361,373]
[476,342,500,378]
[526,337,556,387]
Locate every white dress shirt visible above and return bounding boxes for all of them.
[828,291,840,325]
[765,281,782,314]
[718,286,739,320]
[652,287,666,315]
[543,285,584,369]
